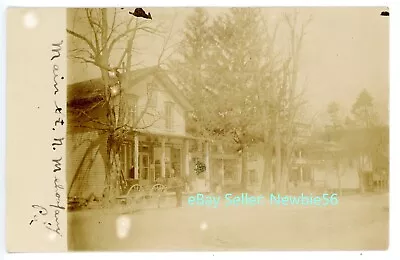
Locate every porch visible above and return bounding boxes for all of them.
[119,130,238,193]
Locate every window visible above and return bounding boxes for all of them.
[224,161,236,180]
[139,153,150,180]
[249,169,258,184]
[165,102,174,130]
[247,152,258,161]
[125,95,138,126]
[148,90,158,108]
[120,143,134,179]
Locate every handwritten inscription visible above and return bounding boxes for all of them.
[52,137,64,151]
[29,40,66,238]
[50,40,63,61]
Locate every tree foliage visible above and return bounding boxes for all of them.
[327,101,342,129]
[172,8,311,192]
[173,8,266,145]
[351,88,378,128]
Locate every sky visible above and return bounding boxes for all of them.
[68,7,389,126]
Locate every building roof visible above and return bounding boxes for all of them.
[67,66,194,111]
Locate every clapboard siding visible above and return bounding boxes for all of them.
[67,130,107,198]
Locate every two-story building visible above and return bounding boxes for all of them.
[67,66,238,200]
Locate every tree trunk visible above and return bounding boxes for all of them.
[275,131,282,193]
[261,102,273,194]
[104,134,124,206]
[261,142,273,193]
[280,158,289,194]
[358,154,365,194]
[241,146,249,190]
[358,171,365,194]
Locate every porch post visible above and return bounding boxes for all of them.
[124,145,128,178]
[197,140,202,152]
[238,157,242,183]
[184,139,190,177]
[204,141,210,191]
[310,166,314,187]
[300,167,303,183]
[161,137,166,178]
[134,134,139,180]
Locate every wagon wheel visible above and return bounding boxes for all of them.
[126,184,142,194]
[125,184,142,205]
[152,183,167,193]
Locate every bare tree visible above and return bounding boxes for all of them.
[273,10,312,194]
[67,8,178,203]
[256,12,281,194]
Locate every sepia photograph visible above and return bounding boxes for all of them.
[65,7,389,251]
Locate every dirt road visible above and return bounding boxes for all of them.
[68,193,389,251]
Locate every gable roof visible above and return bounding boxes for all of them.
[68,66,193,111]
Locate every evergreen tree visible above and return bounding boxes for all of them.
[206,8,266,188]
[172,8,267,189]
[169,8,213,137]
[351,89,377,128]
[327,101,342,129]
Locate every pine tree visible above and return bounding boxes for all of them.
[351,89,377,128]
[169,8,213,137]
[327,101,342,129]
[207,8,266,189]
[350,89,379,192]
[173,8,269,190]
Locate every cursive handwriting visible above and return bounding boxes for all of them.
[54,101,63,114]
[52,157,62,173]
[49,39,65,237]
[46,174,65,236]
[29,205,48,225]
[53,64,64,95]
[51,174,65,211]
[52,137,64,151]
[51,40,63,61]
[29,201,64,237]
[29,39,66,237]
[30,40,66,238]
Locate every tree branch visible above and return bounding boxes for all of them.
[67,28,97,54]
[85,8,100,52]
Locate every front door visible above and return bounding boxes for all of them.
[139,153,150,184]
[171,147,181,176]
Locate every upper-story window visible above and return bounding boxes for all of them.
[125,94,138,126]
[247,151,258,161]
[148,89,158,108]
[165,101,174,130]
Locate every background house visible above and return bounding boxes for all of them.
[243,122,375,193]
